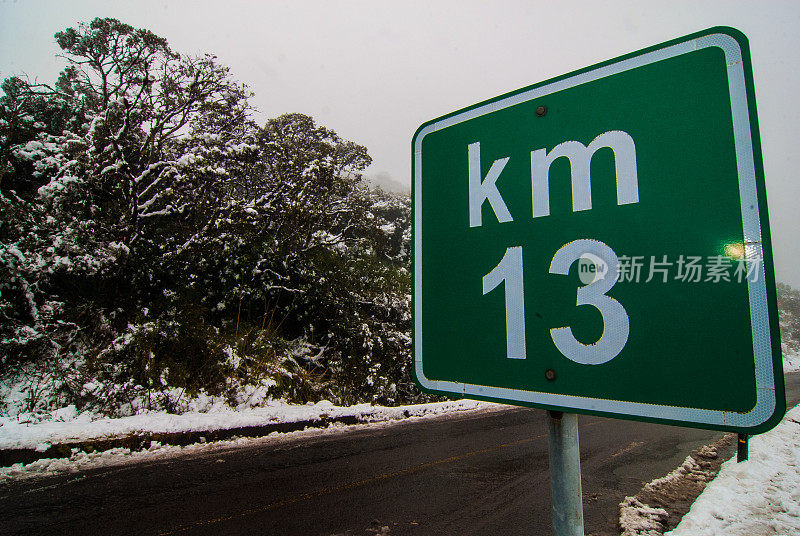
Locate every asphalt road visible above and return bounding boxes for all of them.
[2,373,799,536]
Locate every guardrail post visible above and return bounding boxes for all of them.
[737,433,749,462]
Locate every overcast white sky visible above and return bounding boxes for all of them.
[1,0,799,286]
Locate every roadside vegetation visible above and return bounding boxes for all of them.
[2,18,798,421]
[0,17,423,418]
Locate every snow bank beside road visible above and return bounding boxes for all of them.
[666,405,800,536]
[0,399,500,452]
[784,347,800,371]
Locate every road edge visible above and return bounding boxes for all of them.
[0,401,509,468]
[617,433,737,535]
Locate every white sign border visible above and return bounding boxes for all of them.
[413,32,777,430]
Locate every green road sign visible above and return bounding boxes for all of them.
[412,27,785,434]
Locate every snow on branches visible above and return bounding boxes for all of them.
[1,18,419,417]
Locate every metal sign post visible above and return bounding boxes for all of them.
[547,411,584,536]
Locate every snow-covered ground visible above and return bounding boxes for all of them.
[784,346,800,371]
[0,398,499,452]
[5,352,795,454]
[0,409,488,483]
[0,399,506,483]
[665,404,800,536]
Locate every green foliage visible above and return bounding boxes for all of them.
[1,17,424,417]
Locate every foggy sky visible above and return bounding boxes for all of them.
[2,0,799,286]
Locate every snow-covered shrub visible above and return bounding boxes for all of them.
[1,17,431,417]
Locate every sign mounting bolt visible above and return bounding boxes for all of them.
[545,369,557,381]
[536,105,547,117]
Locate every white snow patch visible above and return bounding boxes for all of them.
[620,497,669,536]
[0,399,502,451]
[666,405,800,536]
[784,347,800,372]
[0,400,508,482]
[643,451,713,492]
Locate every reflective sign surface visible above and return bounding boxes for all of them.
[412,27,785,433]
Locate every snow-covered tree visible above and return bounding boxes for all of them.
[1,17,424,416]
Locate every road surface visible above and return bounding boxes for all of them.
[2,373,799,536]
